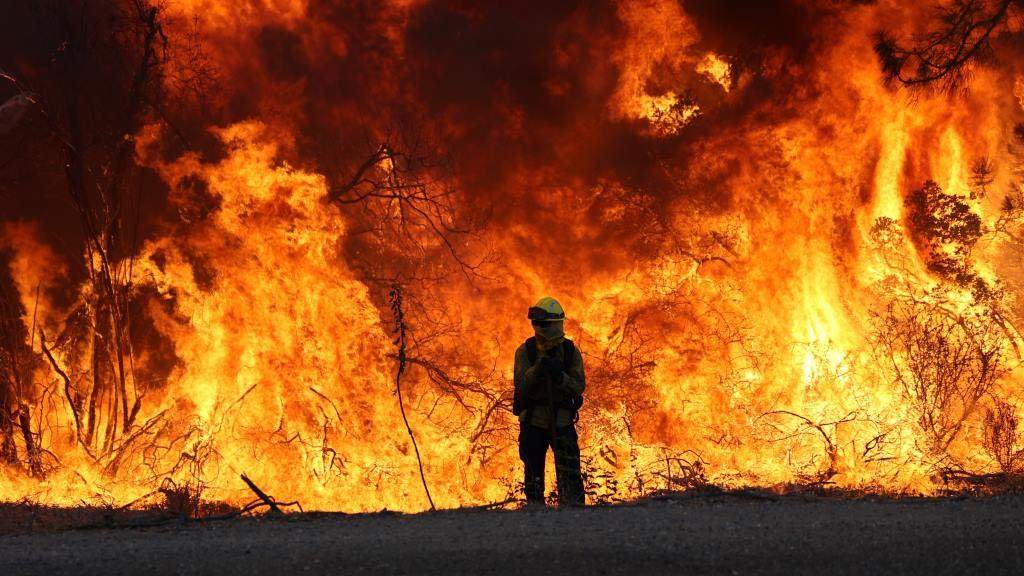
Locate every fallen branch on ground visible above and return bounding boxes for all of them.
[240,473,287,517]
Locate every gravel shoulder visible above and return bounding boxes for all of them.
[3,494,1024,575]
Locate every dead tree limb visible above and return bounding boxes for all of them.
[240,473,284,517]
[389,286,436,511]
[458,497,519,511]
[38,329,85,449]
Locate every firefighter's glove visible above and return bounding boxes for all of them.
[539,355,564,379]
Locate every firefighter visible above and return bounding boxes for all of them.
[513,296,586,506]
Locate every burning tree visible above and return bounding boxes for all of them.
[983,397,1024,475]
[875,0,1019,91]
[325,129,508,469]
[0,253,46,476]
[0,0,211,473]
[905,180,983,287]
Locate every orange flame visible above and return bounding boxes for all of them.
[3,0,1024,511]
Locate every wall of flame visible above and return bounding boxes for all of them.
[2,0,1024,511]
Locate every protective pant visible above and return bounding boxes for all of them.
[519,423,584,505]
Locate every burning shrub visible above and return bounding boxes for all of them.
[158,477,202,518]
[995,189,1024,252]
[983,397,1024,475]
[873,297,1007,458]
[969,158,996,198]
[581,453,620,505]
[626,449,708,497]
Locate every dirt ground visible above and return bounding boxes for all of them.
[2,493,1024,575]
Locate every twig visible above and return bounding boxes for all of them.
[308,386,343,423]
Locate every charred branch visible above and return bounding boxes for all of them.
[239,473,285,517]
[389,286,436,511]
[875,0,1017,91]
[327,130,493,283]
[758,410,862,483]
[0,257,45,475]
[39,329,85,450]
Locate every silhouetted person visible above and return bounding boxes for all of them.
[513,297,586,506]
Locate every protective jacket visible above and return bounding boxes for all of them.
[513,336,585,429]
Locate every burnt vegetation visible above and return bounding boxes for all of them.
[874,297,1006,458]
[0,0,178,477]
[867,171,1024,487]
[0,0,233,504]
[4,0,1024,516]
[0,252,48,476]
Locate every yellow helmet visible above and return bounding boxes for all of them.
[527,296,566,321]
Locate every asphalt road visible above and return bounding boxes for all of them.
[2,494,1024,575]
